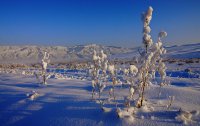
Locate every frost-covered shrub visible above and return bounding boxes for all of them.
[135,6,168,108]
[108,63,118,101]
[90,50,108,108]
[41,51,50,84]
[115,6,168,111]
[34,51,50,85]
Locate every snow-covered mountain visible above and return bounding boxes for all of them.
[0,44,133,63]
[0,43,199,64]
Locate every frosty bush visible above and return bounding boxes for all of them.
[34,51,50,85]
[90,50,108,108]
[135,6,168,108]
[41,51,50,84]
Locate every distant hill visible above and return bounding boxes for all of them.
[0,44,132,64]
[0,43,199,64]
[165,43,200,59]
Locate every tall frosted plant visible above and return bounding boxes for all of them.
[91,50,108,108]
[41,51,50,85]
[136,6,168,108]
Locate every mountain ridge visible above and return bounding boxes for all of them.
[0,43,199,64]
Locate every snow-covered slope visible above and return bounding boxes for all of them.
[0,43,199,64]
[165,43,200,59]
[111,43,200,60]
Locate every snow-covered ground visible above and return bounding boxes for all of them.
[0,61,200,126]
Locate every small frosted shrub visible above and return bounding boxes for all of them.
[34,51,50,85]
[41,52,50,84]
[90,50,108,108]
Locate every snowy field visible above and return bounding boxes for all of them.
[0,61,200,126]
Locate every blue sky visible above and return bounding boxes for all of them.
[0,0,199,47]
